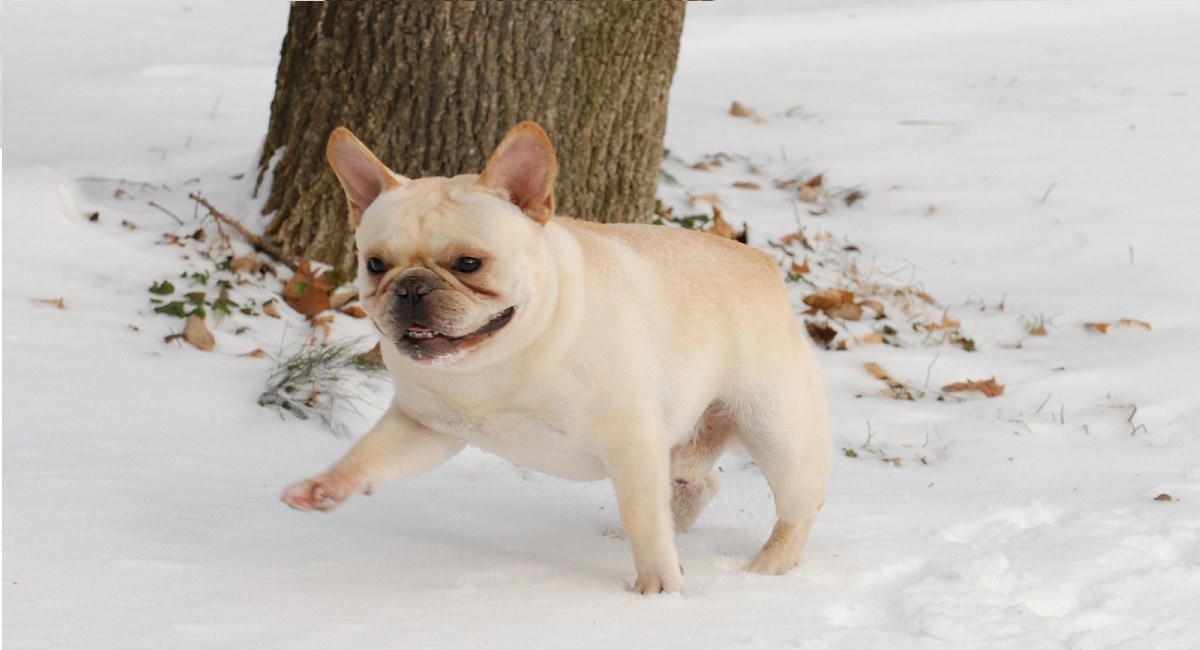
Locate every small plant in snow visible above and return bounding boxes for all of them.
[258,338,384,435]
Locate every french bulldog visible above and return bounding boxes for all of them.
[282,122,831,594]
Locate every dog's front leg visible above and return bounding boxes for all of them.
[603,426,683,594]
[282,407,463,512]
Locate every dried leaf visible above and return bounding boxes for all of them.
[121,219,138,230]
[230,253,261,274]
[824,302,864,321]
[790,258,810,275]
[339,305,368,319]
[798,184,821,203]
[1029,325,1047,336]
[355,343,384,369]
[690,192,723,206]
[1154,493,1173,502]
[283,259,334,317]
[262,300,282,319]
[240,348,267,359]
[707,212,737,240]
[86,211,100,222]
[860,299,885,318]
[803,289,856,311]
[844,190,865,207]
[805,320,838,349]
[779,231,809,248]
[730,101,754,117]
[308,314,335,346]
[1084,322,1110,334]
[183,315,215,351]
[859,332,886,345]
[1119,318,1151,331]
[733,181,761,190]
[34,297,67,309]
[916,292,937,305]
[942,377,1005,398]
[865,362,896,384]
[691,161,711,171]
[802,174,824,188]
[923,310,961,331]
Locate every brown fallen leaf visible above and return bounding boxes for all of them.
[283,259,335,317]
[183,315,215,351]
[858,332,886,345]
[942,377,1005,398]
[923,310,961,331]
[239,348,267,359]
[86,211,100,222]
[1088,318,1152,334]
[864,362,914,400]
[730,101,754,117]
[798,184,821,203]
[860,299,886,318]
[262,300,282,319]
[308,314,335,346]
[802,174,824,188]
[34,297,67,309]
[805,320,837,349]
[864,362,892,382]
[843,190,865,207]
[916,291,937,305]
[230,252,262,274]
[824,302,864,321]
[356,342,384,368]
[340,305,368,319]
[691,161,710,171]
[707,211,737,240]
[804,289,856,311]
[779,231,809,248]
[1154,493,1173,502]
[121,220,138,230]
[1029,325,1048,336]
[690,192,723,206]
[732,181,761,190]
[790,258,810,275]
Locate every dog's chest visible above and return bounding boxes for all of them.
[424,409,608,481]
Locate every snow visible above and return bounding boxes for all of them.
[4,2,1200,647]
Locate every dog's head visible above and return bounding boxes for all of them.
[327,122,558,366]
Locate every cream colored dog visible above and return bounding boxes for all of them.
[282,122,830,594]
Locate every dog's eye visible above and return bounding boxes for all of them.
[366,257,387,274]
[454,257,482,273]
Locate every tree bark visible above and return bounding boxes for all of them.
[257,1,686,272]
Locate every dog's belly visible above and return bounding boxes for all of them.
[471,436,608,481]
[434,414,609,481]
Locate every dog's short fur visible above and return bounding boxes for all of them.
[283,122,831,594]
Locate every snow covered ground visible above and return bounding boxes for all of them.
[4,2,1199,647]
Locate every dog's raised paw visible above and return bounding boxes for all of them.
[281,474,361,512]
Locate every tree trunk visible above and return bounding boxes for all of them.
[256,1,686,272]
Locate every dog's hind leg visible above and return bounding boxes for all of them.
[670,404,733,533]
[734,380,831,575]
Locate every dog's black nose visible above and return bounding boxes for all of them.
[396,275,433,303]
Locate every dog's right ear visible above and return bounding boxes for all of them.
[327,127,403,228]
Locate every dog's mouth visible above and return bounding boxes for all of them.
[397,306,516,363]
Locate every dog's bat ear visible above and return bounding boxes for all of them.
[326,127,403,228]
[477,122,558,225]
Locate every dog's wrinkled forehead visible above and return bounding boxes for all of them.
[355,174,517,262]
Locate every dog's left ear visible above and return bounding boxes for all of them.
[477,122,558,224]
